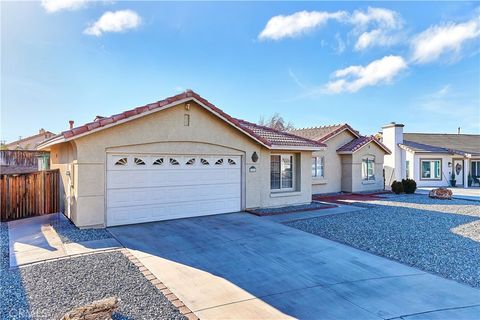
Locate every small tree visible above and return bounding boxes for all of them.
[258,113,295,131]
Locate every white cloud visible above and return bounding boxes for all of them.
[410,16,480,64]
[84,10,141,36]
[354,29,399,51]
[41,0,89,13]
[324,55,407,93]
[350,7,402,29]
[334,33,346,54]
[350,7,403,51]
[258,10,347,40]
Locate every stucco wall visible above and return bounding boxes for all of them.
[52,101,313,227]
[50,141,77,221]
[351,142,386,192]
[413,153,454,187]
[312,131,357,194]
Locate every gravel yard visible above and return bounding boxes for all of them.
[1,222,186,320]
[50,214,113,243]
[286,194,480,288]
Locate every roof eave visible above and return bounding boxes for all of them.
[270,145,326,151]
[36,135,66,150]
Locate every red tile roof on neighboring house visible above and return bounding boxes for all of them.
[39,90,323,150]
[235,119,326,148]
[337,136,391,154]
[289,124,360,142]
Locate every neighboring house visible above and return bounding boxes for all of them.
[5,129,55,150]
[37,90,325,228]
[289,124,391,194]
[382,122,480,187]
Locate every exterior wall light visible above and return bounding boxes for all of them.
[251,151,258,163]
[249,166,256,173]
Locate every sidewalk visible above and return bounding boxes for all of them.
[8,213,121,267]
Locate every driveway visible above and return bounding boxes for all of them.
[109,212,480,320]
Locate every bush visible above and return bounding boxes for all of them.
[402,179,417,194]
[391,180,404,194]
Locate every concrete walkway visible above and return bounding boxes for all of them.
[109,213,480,320]
[8,213,121,267]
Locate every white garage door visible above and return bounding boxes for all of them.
[106,154,241,226]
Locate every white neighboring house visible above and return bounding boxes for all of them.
[382,123,480,188]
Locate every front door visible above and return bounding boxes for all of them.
[453,159,463,186]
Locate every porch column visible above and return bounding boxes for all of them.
[464,158,469,188]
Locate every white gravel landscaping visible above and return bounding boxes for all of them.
[285,194,480,288]
[1,222,186,320]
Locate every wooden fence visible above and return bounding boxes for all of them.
[1,170,60,221]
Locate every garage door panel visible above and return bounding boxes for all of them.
[107,183,241,208]
[107,197,241,226]
[107,168,240,189]
[107,154,242,226]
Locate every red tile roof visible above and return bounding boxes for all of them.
[289,124,360,142]
[43,90,323,150]
[337,136,391,154]
[235,119,326,148]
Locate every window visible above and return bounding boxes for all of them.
[311,156,324,178]
[271,155,294,191]
[421,159,441,179]
[406,160,410,179]
[169,158,180,165]
[228,158,236,165]
[215,158,224,165]
[184,114,190,126]
[471,161,480,177]
[114,157,128,166]
[153,158,164,165]
[200,158,209,165]
[362,157,375,181]
[186,158,196,165]
[134,157,146,165]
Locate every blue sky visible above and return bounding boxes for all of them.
[2,1,479,142]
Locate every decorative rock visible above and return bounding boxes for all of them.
[428,188,453,200]
[61,297,119,320]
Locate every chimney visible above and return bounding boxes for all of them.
[39,128,45,135]
[69,120,74,129]
[382,122,405,186]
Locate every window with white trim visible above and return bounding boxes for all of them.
[472,161,480,177]
[271,154,294,191]
[312,156,324,178]
[362,156,375,181]
[421,159,441,179]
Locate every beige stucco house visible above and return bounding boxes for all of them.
[37,90,325,228]
[289,124,391,194]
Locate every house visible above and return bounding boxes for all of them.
[382,122,480,188]
[37,90,325,228]
[4,129,55,150]
[289,124,391,194]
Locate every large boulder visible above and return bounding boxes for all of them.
[61,297,119,320]
[428,188,453,200]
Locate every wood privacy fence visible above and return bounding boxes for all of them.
[0,150,49,167]
[1,170,60,221]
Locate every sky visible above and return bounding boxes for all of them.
[1,1,480,143]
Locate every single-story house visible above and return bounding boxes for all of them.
[37,90,325,228]
[4,128,55,150]
[289,124,391,194]
[381,122,480,187]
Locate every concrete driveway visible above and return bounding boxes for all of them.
[109,213,480,320]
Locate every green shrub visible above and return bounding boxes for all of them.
[391,180,404,194]
[402,179,417,194]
